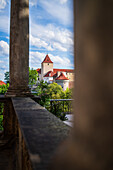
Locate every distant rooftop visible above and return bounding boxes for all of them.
[0,81,6,86]
[37,68,41,74]
[37,68,74,75]
[42,54,53,64]
[55,72,69,80]
[37,55,74,75]
[53,68,74,73]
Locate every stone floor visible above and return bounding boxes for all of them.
[0,132,15,170]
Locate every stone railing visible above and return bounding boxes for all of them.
[0,96,70,170]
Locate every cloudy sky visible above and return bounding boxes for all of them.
[0,0,74,81]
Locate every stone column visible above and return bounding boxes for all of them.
[6,0,31,97]
[51,0,113,169]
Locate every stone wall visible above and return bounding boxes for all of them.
[67,72,74,81]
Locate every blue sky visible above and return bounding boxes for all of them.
[0,0,74,81]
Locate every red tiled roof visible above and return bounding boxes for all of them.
[44,71,58,77]
[55,73,69,80]
[44,71,53,77]
[37,68,74,75]
[37,68,41,74]
[53,69,73,73]
[0,81,6,85]
[42,54,53,63]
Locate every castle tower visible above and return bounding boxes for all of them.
[41,54,53,80]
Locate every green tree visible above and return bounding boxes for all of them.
[29,68,38,87]
[47,83,68,120]
[4,71,9,83]
[4,68,38,86]
[48,83,63,99]
[0,83,9,130]
[35,80,49,107]
[0,83,9,94]
[36,80,48,95]
[64,88,72,99]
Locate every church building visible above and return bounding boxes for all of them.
[37,54,74,90]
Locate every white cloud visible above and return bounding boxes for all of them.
[30,0,73,26]
[30,34,68,52]
[29,0,37,7]
[0,72,4,80]
[6,36,9,39]
[53,42,67,52]
[0,40,9,80]
[49,53,73,67]
[30,35,54,51]
[29,51,73,69]
[0,40,9,55]
[0,68,8,81]
[0,63,9,81]
[0,0,7,10]
[59,0,68,4]
[0,60,3,63]
[30,0,68,7]
[0,15,9,33]
[38,0,73,26]
[30,23,73,52]
[30,0,74,53]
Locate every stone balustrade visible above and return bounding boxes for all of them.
[0,96,70,170]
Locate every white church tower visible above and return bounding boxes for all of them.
[41,54,53,80]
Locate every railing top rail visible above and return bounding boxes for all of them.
[12,97,70,170]
[50,99,73,102]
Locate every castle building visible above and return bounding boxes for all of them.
[37,54,74,90]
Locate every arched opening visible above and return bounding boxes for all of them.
[29,0,74,125]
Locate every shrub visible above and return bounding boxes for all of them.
[0,83,9,130]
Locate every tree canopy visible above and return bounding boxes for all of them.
[4,68,38,86]
[0,83,9,94]
[34,81,72,121]
[1,71,73,122]
[4,72,9,84]
[47,82,63,99]
[29,68,38,87]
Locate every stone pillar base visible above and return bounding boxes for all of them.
[5,86,34,97]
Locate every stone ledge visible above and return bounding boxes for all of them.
[12,97,70,170]
[0,95,11,102]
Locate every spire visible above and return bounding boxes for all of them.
[42,54,53,63]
